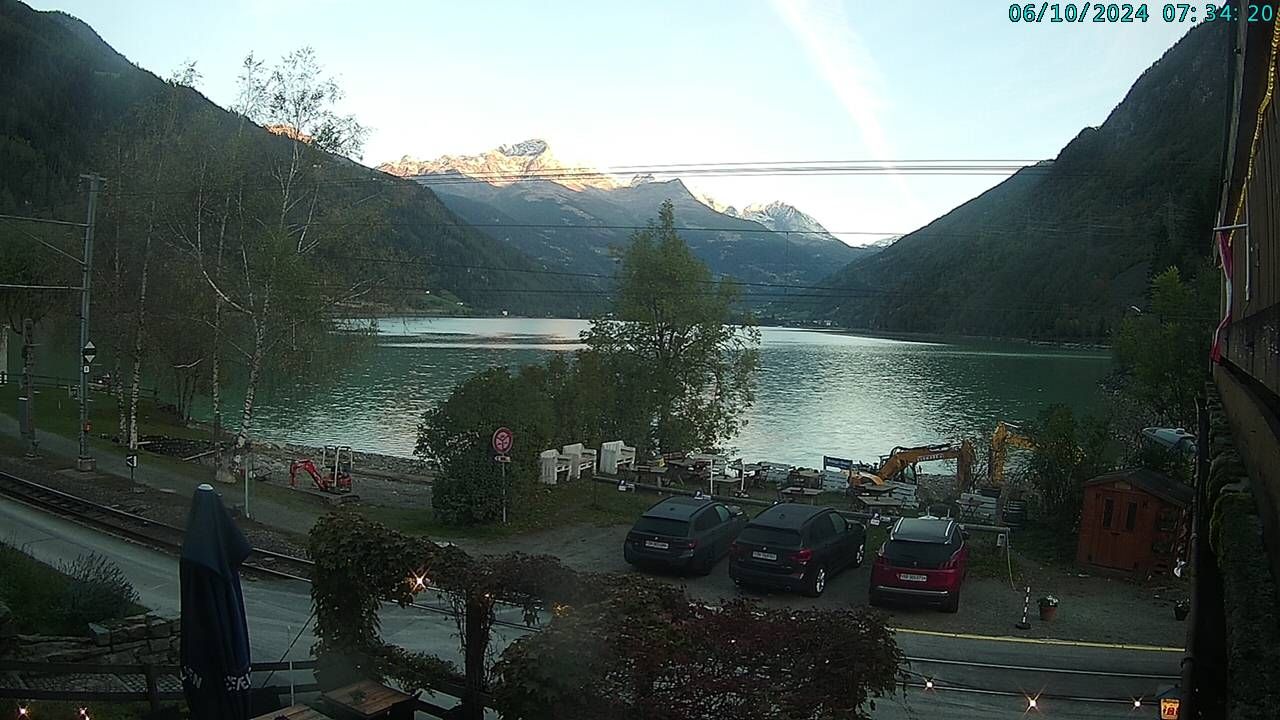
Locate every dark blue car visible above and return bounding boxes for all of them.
[624,496,748,574]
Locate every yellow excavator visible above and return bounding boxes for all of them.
[853,440,975,489]
[988,421,1034,489]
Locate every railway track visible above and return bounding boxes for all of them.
[0,469,315,580]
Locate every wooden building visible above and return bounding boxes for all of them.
[1185,5,1280,717]
[1076,468,1191,576]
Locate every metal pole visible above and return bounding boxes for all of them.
[1016,586,1032,629]
[501,461,507,524]
[76,174,102,472]
[20,319,37,458]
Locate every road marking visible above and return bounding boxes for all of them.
[890,626,1184,652]
[904,655,1180,679]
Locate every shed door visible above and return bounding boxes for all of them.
[1092,489,1142,570]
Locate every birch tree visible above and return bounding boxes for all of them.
[186,48,374,461]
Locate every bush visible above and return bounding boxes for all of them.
[57,553,141,630]
[0,545,141,635]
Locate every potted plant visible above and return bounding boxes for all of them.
[1037,595,1059,621]
[1174,599,1190,621]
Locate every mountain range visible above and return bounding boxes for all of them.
[0,0,1234,335]
[0,0,598,316]
[815,20,1231,340]
[378,141,872,284]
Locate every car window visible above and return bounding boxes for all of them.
[714,505,731,523]
[828,513,846,535]
[883,539,953,566]
[693,511,716,532]
[633,517,690,536]
[738,525,802,548]
[808,515,834,543]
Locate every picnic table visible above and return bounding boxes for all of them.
[252,705,331,720]
[779,486,823,503]
[322,679,415,720]
[852,495,905,513]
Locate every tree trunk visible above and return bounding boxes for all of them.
[211,302,221,444]
[461,595,489,720]
[114,357,125,444]
[126,233,153,451]
[234,315,266,456]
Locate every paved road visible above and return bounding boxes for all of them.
[0,494,1182,718]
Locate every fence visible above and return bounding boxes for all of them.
[0,371,159,402]
[0,659,318,711]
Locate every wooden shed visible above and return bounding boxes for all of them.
[1076,468,1192,576]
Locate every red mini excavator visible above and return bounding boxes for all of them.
[289,445,353,494]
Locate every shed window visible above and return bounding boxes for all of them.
[1101,497,1114,529]
[1125,502,1138,531]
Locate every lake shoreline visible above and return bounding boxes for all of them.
[370,314,1112,351]
[821,325,1112,351]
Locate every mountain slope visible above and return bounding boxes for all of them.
[380,142,862,284]
[0,0,592,316]
[818,21,1231,340]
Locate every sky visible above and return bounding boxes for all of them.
[32,0,1192,245]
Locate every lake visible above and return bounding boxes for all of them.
[241,317,1111,468]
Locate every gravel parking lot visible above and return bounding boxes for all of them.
[460,522,1187,647]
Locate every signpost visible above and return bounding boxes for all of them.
[492,428,513,524]
[77,339,97,471]
[125,453,137,483]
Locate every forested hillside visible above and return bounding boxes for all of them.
[0,0,594,317]
[817,20,1231,340]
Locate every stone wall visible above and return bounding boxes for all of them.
[0,613,180,666]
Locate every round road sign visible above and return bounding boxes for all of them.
[492,427,514,455]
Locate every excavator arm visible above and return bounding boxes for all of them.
[855,441,975,487]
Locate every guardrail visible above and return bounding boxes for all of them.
[0,371,159,401]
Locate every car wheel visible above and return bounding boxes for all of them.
[694,553,713,576]
[804,565,827,597]
[942,590,960,614]
[852,541,866,569]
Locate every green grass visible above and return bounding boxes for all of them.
[0,383,203,441]
[1009,523,1078,567]
[0,544,145,635]
[364,477,662,539]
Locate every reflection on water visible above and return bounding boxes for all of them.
[242,317,1111,466]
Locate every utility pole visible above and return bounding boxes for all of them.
[76,173,104,472]
[20,319,37,458]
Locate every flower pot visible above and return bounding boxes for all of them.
[1174,603,1190,621]
[1038,605,1058,622]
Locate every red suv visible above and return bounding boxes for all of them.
[869,517,969,613]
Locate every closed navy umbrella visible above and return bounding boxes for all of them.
[180,483,253,720]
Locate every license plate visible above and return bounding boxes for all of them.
[751,551,777,561]
[644,540,669,550]
[899,573,928,582]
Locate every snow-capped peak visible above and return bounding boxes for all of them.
[497,138,549,157]
[694,194,835,242]
[377,139,620,191]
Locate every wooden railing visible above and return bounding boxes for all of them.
[0,659,319,710]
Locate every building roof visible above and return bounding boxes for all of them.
[1085,468,1193,508]
[643,496,713,520]
[751,503,828,529]
[890,517,954,544]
